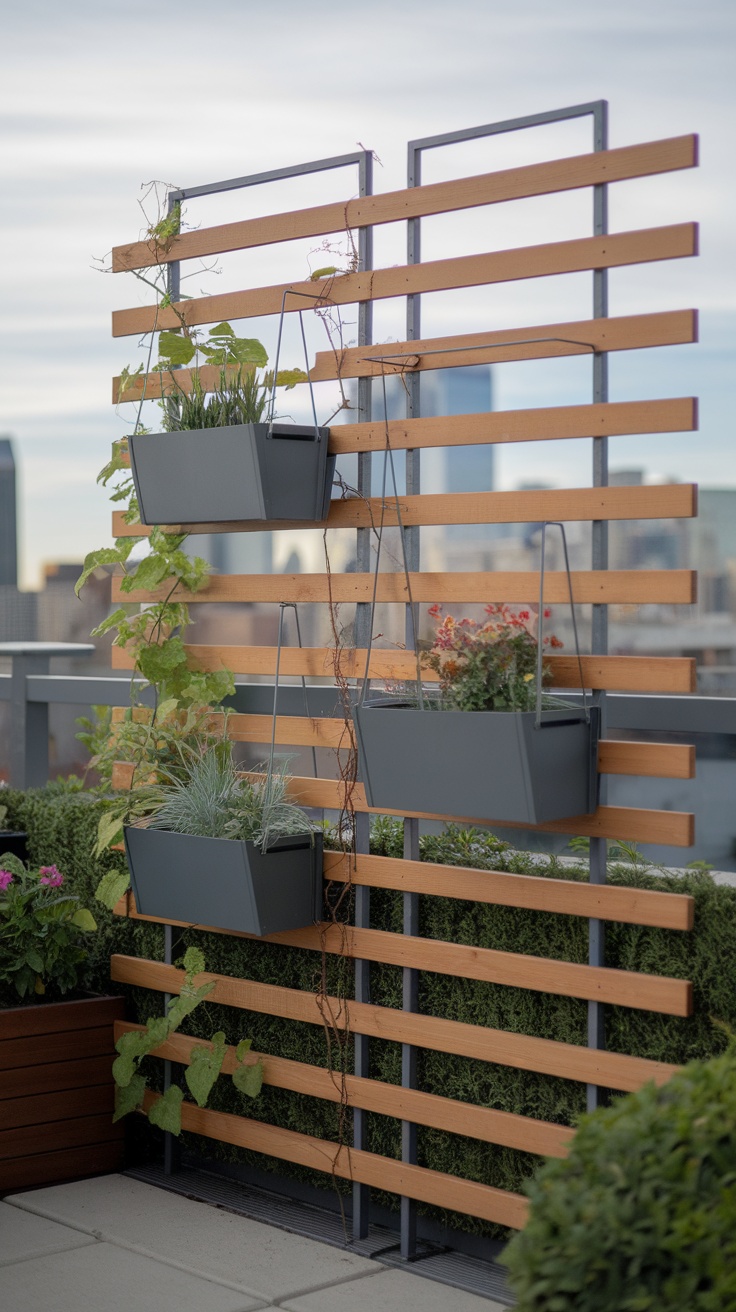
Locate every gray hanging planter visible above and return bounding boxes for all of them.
[123,826,323,936]
[128,421,335,527]
[352,698,599,825]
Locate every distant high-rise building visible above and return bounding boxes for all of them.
[0,437,18,587]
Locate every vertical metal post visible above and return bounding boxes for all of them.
[588,99,609,1112]
[352,150,373,1242]
[397,141,423,1261]
[8,651,51,789]
[2,642,95,788]
[162,923,180,1176]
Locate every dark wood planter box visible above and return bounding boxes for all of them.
[352,698,600,825]
[129,422,335,526]
[0,995,125,1195]
[124,826,323,936]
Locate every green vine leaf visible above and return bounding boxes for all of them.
[94,869,130,910]
[75,549,125,598]
[94,808,125,858]
[156,331,196,368]
[147,1085,184,1135]
[185,1033,226,1107]
[232,1058,263,1099]
[70,908,97,933]
[113,1072,146,1122]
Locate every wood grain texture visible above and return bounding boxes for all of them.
[321,852,694,930]
[599,740,695,779]
[111,568,697,607]
[282,775,695,845]
[113,316,698,402]
[140,1089,529,1228]
[309,312,699,384]
[237,924,692,1016]
[147,710,694,780]
[110,483,697,540]
[118,1023,573,1158]
[110,642,696,693]
[112,135,698,270]
[110,956,681,1093]
[109,762,694,844]
[112,224,698,337]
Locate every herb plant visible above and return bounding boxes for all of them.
[0,855,97,1000]
[113,946,262,1136]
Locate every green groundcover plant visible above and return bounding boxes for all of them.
[0,853,97,1000]
[503,1040,736,1311]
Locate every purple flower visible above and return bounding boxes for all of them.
[39,865,64,887]
[0,870,13,891]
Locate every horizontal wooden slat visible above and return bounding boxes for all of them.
[321,852,694,930]
[310,312,700,384]
[112,224,698,337]
[231,923,692,1015]
[141,1088,528,1228]
[109,761,693,844]
[110,483,696,541]
[119,1023,572,1158]
[112,568,697,607]
[111,643,696,693]
[286,775,695,846]
[197,712,695,780]
[110,956,681,1093]
[599,740,695,779]
[114,313,698,402]
[326,395,698,455]
[112,135,698,271]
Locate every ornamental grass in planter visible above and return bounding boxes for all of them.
[123,745,322,936]
[0,855,123,1192]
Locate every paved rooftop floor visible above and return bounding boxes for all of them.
[1,1175,508,1312]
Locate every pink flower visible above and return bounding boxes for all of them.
[0,870,13,892]
[39,865,64,887]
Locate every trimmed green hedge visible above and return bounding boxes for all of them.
[4,792,736,1241]
[504,1043,736,1309]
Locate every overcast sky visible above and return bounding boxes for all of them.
[0,0,733,587]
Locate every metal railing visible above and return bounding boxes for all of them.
[4,638,736,777]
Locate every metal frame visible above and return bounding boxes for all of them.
[0,96,704,1273]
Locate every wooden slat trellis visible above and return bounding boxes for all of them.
[109,113,698,1235]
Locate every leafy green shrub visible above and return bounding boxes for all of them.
[504,1044,736,1310]
[0,853,97,1000]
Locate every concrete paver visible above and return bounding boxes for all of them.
[0,1240,265,1312]
[3,1174,508,1310]
[5,1175,378,1303]
[0,1200,95,1265]
[281,1265,507,1311]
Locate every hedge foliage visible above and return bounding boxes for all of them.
[504,1043,736,1310]
[3,791,736,1240]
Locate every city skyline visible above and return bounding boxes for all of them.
[1,0,732,586]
